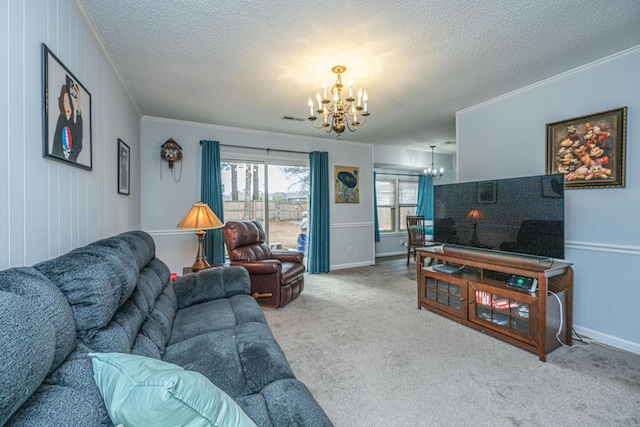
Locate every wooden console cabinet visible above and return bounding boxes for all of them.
[416,246,573,361]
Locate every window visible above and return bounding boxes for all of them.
[376,175,418,233]
[221,160,309,251]
[398,180,418,231]
[376,178,395,232]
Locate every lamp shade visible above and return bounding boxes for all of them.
[176,202,224,230]
[466,208,485,221]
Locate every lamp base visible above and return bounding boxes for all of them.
[192,230,210,272]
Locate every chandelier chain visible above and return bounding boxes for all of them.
[425,145,444,179]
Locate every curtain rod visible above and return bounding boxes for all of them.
[376,171,423,177]
[200,141,310,155]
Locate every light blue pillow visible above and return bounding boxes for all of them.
[89,353,256,427]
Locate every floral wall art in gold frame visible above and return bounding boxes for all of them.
[546,107,626,189]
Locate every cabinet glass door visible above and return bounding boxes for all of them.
[424,276,466,318]
[469,283,537,345]
[474,291,529,333]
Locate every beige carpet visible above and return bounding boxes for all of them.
[263,266,640,427]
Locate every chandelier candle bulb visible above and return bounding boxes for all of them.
[307,65,370,140]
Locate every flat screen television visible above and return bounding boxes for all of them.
[433,174,565,259]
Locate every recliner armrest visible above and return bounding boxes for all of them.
[173,266,251,310]
[271,251,304,264]
[231,259,282,275]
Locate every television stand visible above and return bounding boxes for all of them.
[416,246,573,361]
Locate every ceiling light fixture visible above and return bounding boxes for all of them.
[424,145,444,179]
[307,65,369,140]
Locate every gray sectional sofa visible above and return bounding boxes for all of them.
[0,230,332,426]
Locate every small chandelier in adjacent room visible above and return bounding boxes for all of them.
[307,65,369,140]
[424,145,444,179]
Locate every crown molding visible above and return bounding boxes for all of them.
[70,0,141,117]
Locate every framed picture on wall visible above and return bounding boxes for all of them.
[42,43,93,170]
[477,181,497,204]
[334,165,359,203]
[118,139,130,195]
[546,107,626,189]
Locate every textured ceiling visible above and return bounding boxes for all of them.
[80,0,640,153]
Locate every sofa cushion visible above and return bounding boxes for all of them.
[164,329,247,397]
[116,230,157,270]
[6,346,110,426]
[0,267,76,371]
[0,291,55,426]
[235,379,334,427]
[89,352,255,427]
[173,266,251,310]
[33,238,139,332]
[139,282,177,352]
[0,267,79,426]
[35,232,176,356]
[164,321,295,398]
[169,294,265,345]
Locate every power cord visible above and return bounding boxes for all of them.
[547,290,570,348]
[571,327,593,348]
[547,289,591,348]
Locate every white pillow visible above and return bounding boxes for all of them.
[89,353,256,427]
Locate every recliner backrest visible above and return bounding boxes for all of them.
[223,220,274,262]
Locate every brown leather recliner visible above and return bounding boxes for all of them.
[222,220,305,308]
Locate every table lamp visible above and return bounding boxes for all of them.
[466,208,485,246]
[176,202,224,271]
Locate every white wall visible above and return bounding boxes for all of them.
[456,45,640,354]
[0,0,141,268]
[140,117,374,274]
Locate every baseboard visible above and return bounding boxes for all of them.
[573,325,640,356]
[375,251,405,258]
[330,261,375,271]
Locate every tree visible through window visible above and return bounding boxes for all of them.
[221,161,309,252]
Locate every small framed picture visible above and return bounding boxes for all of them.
[42,43,92,170]
[334,165,359,203]
[546,107,626,189]
[118,139,130,195]
[542,174,564,198]
[477,181,497,204]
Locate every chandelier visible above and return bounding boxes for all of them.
[424,145,444,179]
[307,65,369,140]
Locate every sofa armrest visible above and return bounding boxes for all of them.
[271,251,304,264]
[173,266,251,310]
[230,260,281,275]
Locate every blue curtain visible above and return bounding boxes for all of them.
[373,172,380,242]
[200,140,225,264]
[307,151,330,273]
[416,174,434,220]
